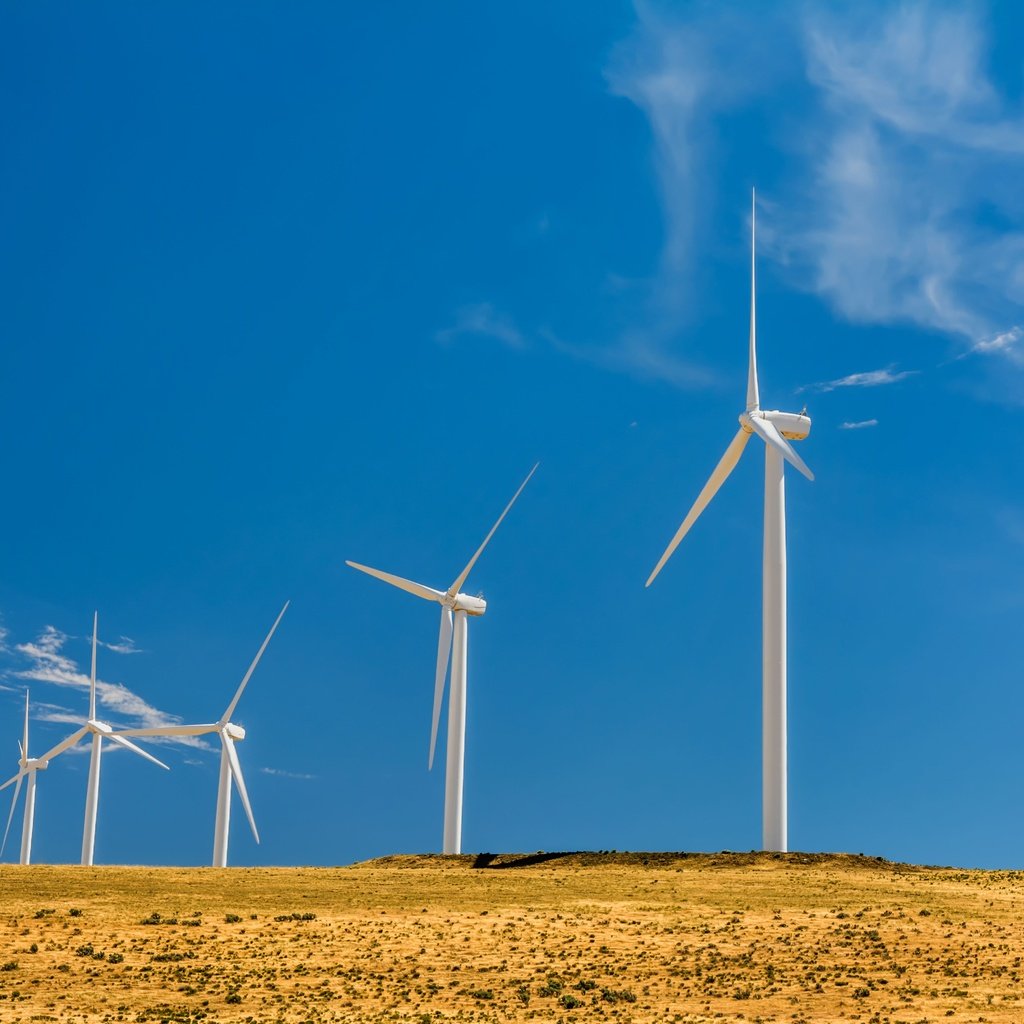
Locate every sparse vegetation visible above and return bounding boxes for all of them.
[0,853,1022,1022]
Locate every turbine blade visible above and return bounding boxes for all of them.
[36,724,90,764]
[90,611,98,720]
[748,416,814,481]
[115,724,218,738]
[0,767,24,792]
[647,427,752,587]
[22,691,29,760]
[447,463,538,597]
[104,732,170,770]
[747,189,760,412]
[221,601,290,725]
[346,562,445,603]
[1,773,24,857]
[223,735,259,844]
[428,606,454,770]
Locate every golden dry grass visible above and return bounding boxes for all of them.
[1,852,1022,1023]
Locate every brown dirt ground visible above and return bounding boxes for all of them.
[0,851,1022,1023]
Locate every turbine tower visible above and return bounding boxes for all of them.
[646,193,813,853]
[117,601,289,867]
[347,464,537,855]
[34,612,170,865]
[0,692,50,865]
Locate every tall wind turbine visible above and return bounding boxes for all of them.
[347,464,537,855]
[0,692,50,865]
[117,601,289,867]
[35,612,169,866]
[646,193,813,853]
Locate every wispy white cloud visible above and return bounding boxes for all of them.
[6,624,206,749]
[101,636,143,655]
[968,326,1024,362]
[260,767,315,781]
[435,303,525,349]
[840,418,879,430]
[785,3,1024,349]
[801,364,918,393]
[606,1,1024,388]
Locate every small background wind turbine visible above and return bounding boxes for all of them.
[646,193,813,853]
[347,464,537,855]
[0,692,50,865]
[34,612,169,866]
[117,601,289,867]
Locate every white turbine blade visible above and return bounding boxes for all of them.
[647,427,752,588]
[115,724,218,738]
[221,601,290,725]
[223,735,259,844]
[89,611,98,720]
[104,732,170,770]
[1,772,24,857]
[747,189,760,413]
[36,724,90,763]
[748,416,814,481]
[428,606,454,770]
[0,767,24,792]
[22,691,30,760]
[447,462,538,597]
[346,561,445,603]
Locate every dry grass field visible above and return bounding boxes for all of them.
[0,852,1022,1024]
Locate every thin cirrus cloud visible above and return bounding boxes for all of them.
[4,624,209,749]
[840,419,879,430]
[800,364,918,394]
[435,303,525,349]
[605,2,1024,377]
[260,767,316,781]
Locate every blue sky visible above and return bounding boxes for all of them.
[1,1,1022,869]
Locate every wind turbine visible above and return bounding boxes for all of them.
[646,192,813,853]
[0,691,50,865]
[347,464,537,855]
[34,612,170,866]
[117,601,289,867]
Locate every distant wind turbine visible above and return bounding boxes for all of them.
[35,612,170,866]
[646,193,814,853]
[0,691,50,865]
[347,464,537,855]
[117,601,289,867]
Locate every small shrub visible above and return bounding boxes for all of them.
[1,961,17,972]
[33,909,55,919]
[68,908,83,917]
[225,914,242,924]
[560,994,583,1009]
[75,944,94,957]
[226,993,242,1005]
[468,989,493,1000]
[108,953,124,964]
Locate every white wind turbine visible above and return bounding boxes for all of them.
[347,464,537,855]
[646,192,813,853]
[0,692,50,865]
[116,601,289,867]
[35,612,170,866]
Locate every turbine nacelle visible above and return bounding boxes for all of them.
[223,722,246,741]
[445,593,487,616]
[740,409,812,441]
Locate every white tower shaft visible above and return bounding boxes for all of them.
[81,733,102,866]
[213,742,233,868]
[762,445,788,852]
[442,611,468,855]
[20,772,37,866]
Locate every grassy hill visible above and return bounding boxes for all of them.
[0,852,1022,1022]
